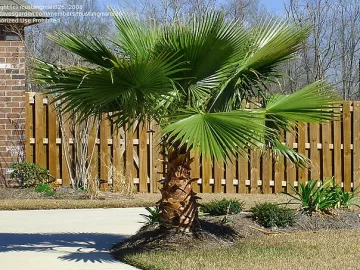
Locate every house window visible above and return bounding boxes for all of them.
[5,32,20,41]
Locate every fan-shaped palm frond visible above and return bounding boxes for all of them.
[34,51,186,126]
[162,108,268,162]
[209,19,311,112]
[34,10,340,164]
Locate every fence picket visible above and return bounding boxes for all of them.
[34,94,46,168]
[262,151,271,194]
[190,150,200,193]
[250,150,259,194]
[139,123,148,192]
[286,130,296,193]
[238,152,248,193]
[125,124,134,191]
[47,103,57,181]
[322,121,332,180]
[343,103,352,191]
[333,108,342,186]
[150,121,163,192]
[87,121,98,185]
[297,122,307,185]
[202,157,212,193]
[60,110,71,186]
[226,157,235,193]
[353,102,360,190]
[214,160,224,193]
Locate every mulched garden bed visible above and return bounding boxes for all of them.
[111,209,360,260]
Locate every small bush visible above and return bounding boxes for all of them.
[200,199,244,216]
[35,182,55,196]
[10,162,53,187]
[251,203,295,228]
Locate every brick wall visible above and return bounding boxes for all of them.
[0,24,26,185]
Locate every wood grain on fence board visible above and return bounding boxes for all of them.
[34,94,45,168]
[297,122,307,185]
[213,160,224,193]
[274,155,284,193]
[190,150,200,193]
[309,123,320,181]
[202,156,212,193]
[60,110,71,186]
[125,124,134,191]
[226,157,235,193]
[250,150,259,194]
[343,103,352,191]
[353,102,360,190]
[150,121,162,192]
[286,130,296,193]
[48,103,57,180]
[333,107,342,186]
[139,123,148,192]
[100,116,110,189]
[262,151,271,194]
[322,121,332,180]
[238,152,248,193]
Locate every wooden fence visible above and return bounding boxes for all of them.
[24,92,360,193]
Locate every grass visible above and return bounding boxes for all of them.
[0,191,289,210]
[123,229,360,270]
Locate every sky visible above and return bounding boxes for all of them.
[260,0,286,15]
[28,0,286,16]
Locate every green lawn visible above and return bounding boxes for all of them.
[123,229,360,270]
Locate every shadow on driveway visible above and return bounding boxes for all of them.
[0,232,127,263]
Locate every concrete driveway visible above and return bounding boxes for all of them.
[0,208,148,270]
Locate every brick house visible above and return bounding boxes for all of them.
[0,0,47,184]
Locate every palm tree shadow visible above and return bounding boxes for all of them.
[0,232,128,263]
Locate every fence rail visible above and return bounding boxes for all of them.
[24,92,360,193]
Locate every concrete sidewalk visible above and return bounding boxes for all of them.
[0,208,148,270]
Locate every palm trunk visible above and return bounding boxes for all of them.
[158,144,200,233]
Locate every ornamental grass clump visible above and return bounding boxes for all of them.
[282,178,353,215]
[250,202,296,228]
[336,187,360,209]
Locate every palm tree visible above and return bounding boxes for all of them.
[34,11,339,233]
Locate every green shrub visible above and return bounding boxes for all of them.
[10,162,53,187]
[35,182,55,196]
[283,178,340,215]
[140,206,160,225]
[251,203,295,228]
[200,199,244,216]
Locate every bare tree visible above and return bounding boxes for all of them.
[114,0,262,25]
[284,0,360,99]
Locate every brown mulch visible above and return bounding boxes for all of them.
[111,209,360,260]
